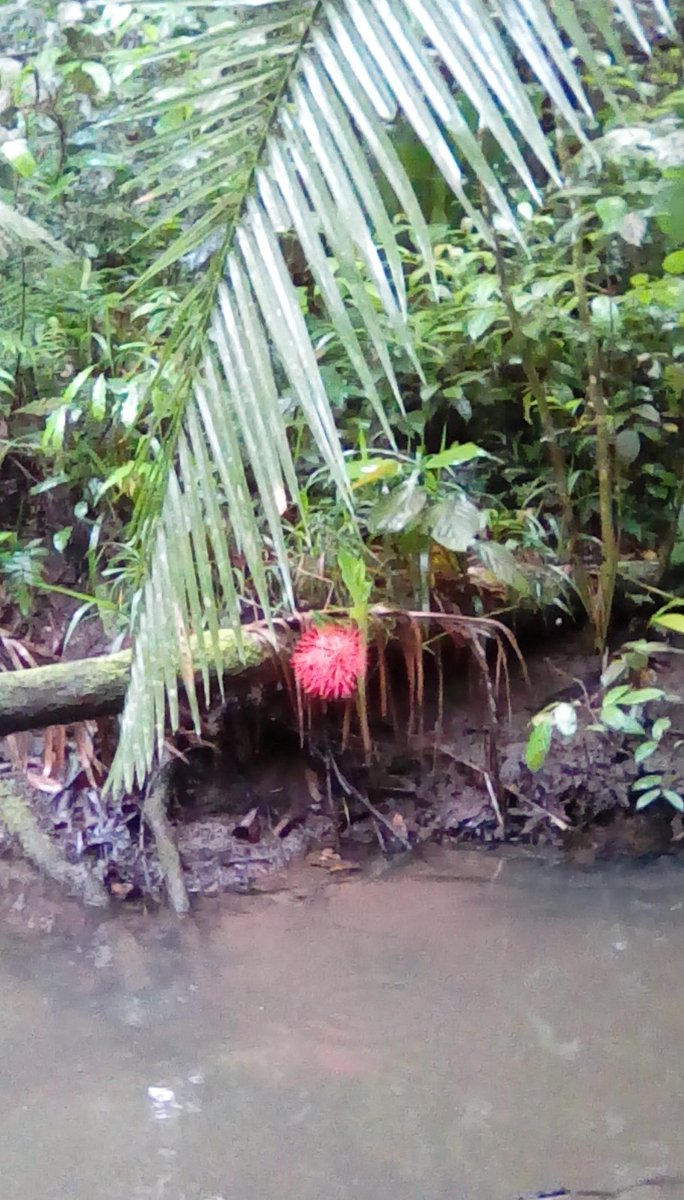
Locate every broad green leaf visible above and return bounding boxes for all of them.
[475,541,531,595]
[423,442,487,470]
[595,195,627,232]
[634,740,657,764]
[57,3,85,26]
[633,774,663,791]
[657,175,684,242]
[635,788,662,810]
[633,403,660,424]
[603,685,632,705]
[652,717,671,741]
[663,249,684,275]
[620,687,665,705]
[663,789,684,812]
[525,721,553,772]
[430,496,485,553]
[466,307,500,341]
[615,428,640,466]
[91,374,107,421]
[601,658,627,688]
[600,706,644,736]
[370,479,427,534]
[651,613,684,634]
[338,550,372,606]
[347,459,403,487]
[1,138,37,178]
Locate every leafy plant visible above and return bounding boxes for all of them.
[525,634,684,814]
[0,533,46,615]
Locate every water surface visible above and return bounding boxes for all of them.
[1,848,684,1200]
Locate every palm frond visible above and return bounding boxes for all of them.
[108,0,672,795]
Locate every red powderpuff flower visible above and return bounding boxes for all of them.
[291,625,365,701]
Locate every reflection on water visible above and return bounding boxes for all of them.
[1,848,684,1200]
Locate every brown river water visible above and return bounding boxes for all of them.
[1,847,684,1200]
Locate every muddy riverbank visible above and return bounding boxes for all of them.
[1,629,683,906]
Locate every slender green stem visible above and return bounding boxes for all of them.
[557,130,617,650]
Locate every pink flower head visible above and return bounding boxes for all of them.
[291,625,365,701]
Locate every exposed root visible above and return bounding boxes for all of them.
[143,763,190,915]
[323,751,412,851]
[0,774,109,907]
[469,633,505,829]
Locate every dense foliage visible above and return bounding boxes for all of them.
[1,1,682,788]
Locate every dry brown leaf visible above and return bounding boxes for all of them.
[109,881,135,899]
[328,860,361,874]
[391,811,409,842]
[43,725,66,779]
[5,732,29,771]
[74,722,102,787]
[307,848,360,873]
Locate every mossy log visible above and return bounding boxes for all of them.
[0,628,276,736]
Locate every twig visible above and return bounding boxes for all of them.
[482,770,505,837]
[469,633,505,827]
[435,744,571,832]
[323,751,412,851]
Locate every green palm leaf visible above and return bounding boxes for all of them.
[107,0,671,795]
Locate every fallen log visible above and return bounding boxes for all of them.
[0,628,277,736]
[0,558,655,740]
